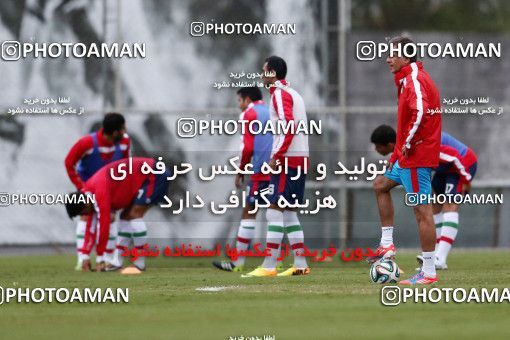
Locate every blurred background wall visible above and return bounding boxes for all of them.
[0,0,509,248]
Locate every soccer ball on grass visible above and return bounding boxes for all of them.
[369,259,400,284]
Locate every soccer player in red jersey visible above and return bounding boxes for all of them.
[244,56,310,277]
[370,37,442,285]
[64,113,130,270]
[64,157,170,273]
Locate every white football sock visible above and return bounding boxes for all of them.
[115,219,132,267]
[261,209,285,270]
[436,212,458,264]
[433,212,443,253]
[434,212,443,242]
[76,220,86,261]
[104,251,115,265]
[283,211,307,269]
[131,218,148,270]
[380,226,394,247]
[79,253,90,261]
[233,219,256,267]
[105,220,118,264]
[421,251,436,277]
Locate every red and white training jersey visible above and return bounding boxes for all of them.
[268,79,309,168]
[389,61,442,168]
[81,158,155,255]
[65,128,130,190]
[438,145,477,184]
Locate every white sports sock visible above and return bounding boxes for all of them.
[79,253,90,261]
[105,220,118,264]
[261,209,285,270]
[233,219,256,267]
[283,211,307,269]
[115,219,132,267]
[433,212,443,246]
[421,251,436,277]
[104,251,115,265]
[131,218,148,270]
[436,212,459,264]
[380,226,394,247]
[76,220,87,261]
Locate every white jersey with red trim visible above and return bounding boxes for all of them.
[268,79,309,168]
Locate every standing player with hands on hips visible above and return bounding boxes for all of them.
[243,56,311,277]
[369,37,442,285]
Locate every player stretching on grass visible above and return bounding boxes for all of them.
[64,157,170,273]
[244,56,310,277]
[369,37,442,285]
[212,87,273,272]
[371,126,478,270]
[64,113,130,270]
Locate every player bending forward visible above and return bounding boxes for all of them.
[64,113,130,270]
[371,126,478,270]
[243,56,310,277]
[369,37,442,285]
[212,87,273,272]
[64,157,170,274]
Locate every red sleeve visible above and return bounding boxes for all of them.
[94,185,111,256]
[403,79,429,149]
[122,135,131,158]
[439,145,472,183]
[82,213,97,255]
[240,109,256,169]
[273,90,294,159]
[64,136,94,190]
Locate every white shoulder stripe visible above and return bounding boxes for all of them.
[405,63,424,148]
[97,144,128,153]
[439,152,472,181]
[274,89,286,121]
[273,89,286,153]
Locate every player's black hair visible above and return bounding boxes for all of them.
[265,55,287,79]
[64,191,87,219]
[389,36,418,63]
[370,125,396,145]
[237,87,262,102]
[102,112,125,135]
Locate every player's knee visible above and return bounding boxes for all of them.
[119,209,131,220]
[373,176,388,193]
[242,206,257,219]
[129,211,145,220]
[442,203,459,212]
[121,207,146,220]
[432,203,443,214]
[413,204,432,223]
[414,209,424,223]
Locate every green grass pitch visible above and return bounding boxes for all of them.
[1,250,509,339]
